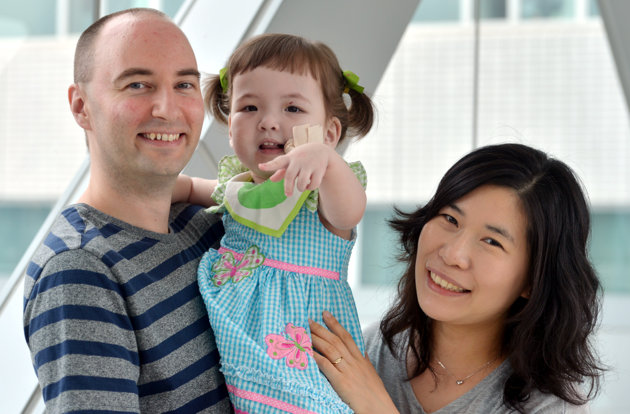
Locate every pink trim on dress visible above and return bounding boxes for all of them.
[228,385,319,414]
[218,247,339,280]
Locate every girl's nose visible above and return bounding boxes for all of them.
[258,113,279,131]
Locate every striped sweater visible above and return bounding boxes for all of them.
[23,203,233,413]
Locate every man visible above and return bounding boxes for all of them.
[23,8,232,412]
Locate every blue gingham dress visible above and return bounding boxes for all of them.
[197,160,364,414]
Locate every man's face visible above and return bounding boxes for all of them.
[76,14,204,186]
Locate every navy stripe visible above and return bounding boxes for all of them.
[27,269,122,305]
[197,219,225,253]
[138,349,220,397]
[99,223,123,238]
[131,282,199,330]
[101,250,124,268]
[165,383,230,414]
[102,237,159,268]
[139,316,209,363]
[122,219,223,297]
[62,207,86,234]
[26,305,133,339]
[26,260,43,281]
[170,204,203,234]
[122,254,184,296]
[43,232,69,255]
[34,340,139,370]
[119,237,159,260]
[42,375,137,402]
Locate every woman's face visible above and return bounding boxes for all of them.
[415,185,530,331]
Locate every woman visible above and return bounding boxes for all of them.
[310,143,603,413]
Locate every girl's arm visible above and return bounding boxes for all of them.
[309,312,400,414]
[172,174,218,207]
[259,143,366,236]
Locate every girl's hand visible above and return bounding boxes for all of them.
[258,143,336,196]
[309,311,400,414]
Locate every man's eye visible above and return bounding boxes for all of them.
[128,82,145,90]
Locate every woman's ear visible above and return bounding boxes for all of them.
[520,286,530,299]
[324,117,342,147]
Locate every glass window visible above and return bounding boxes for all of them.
[589,0,600,17]
[0,204,51,289]
[69,0,97,34]
[412,0,460,22]
[521,0,575,19]
[0,0,56,37]
[590,210,630,293]
[162,0,186,18]
[480,0,507,19]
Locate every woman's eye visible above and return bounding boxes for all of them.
[483,238,504,249]
[442,214,458,226]
[177,82,194,89]
[286,105,302,113]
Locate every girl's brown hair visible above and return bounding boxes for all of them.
[205,33,375,143]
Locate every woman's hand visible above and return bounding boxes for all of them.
[309,311,400,414]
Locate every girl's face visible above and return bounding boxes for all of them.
[228,66,340,183]
[415,185,530,332]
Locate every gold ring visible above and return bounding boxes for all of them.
[332,356,343,365]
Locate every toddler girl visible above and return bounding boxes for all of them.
[176,33,375,413]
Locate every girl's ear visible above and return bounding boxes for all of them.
[324,116,342,147]
[228,114,234,148]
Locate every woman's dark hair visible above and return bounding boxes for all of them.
[381,143,603,411]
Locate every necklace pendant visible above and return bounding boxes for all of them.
[456,380,464,385]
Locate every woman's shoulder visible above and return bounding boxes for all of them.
[521,389,591,414]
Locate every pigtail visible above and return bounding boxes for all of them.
[203,73,230,125]
[345,88,375,139]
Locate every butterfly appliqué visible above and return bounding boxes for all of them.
[211,245,265,287]
[265,323,313,370]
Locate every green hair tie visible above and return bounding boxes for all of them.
[342,70,364,94]
[219,67,228,93]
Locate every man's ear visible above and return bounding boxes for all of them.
[68,84,91,131]
[324,116,342,147]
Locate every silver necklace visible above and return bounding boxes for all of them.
[436,356,499,385]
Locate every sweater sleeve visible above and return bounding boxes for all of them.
[24,249,141,413]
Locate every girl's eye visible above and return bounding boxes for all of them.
[286,105,302,113]
[243,105,257,112]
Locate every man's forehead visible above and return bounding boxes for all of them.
[95,14,198,79]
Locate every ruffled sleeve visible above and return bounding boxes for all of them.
[207,155,251,214]
[303,160,367,212]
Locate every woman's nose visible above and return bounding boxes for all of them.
[438,233,472,269]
